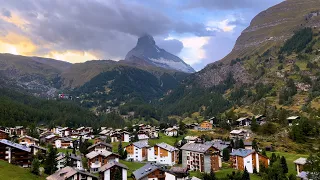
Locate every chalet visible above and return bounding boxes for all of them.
[110,132,121,143]
[229,129,250,140]
[125,141,149,162]
[39,131,53,143]
[55,137,73,149]
[45,134,59,144]
[236,117,251,126]
[230,149,269,173]
[59,127,72,137]
[164,127,178,136]
[87,142,113,153]
[137,132,150,141]
[70,154,83,170]
[110,131,130,143]
[254,115,266,125]
[132,162,166,180]
[0,139,32,167]
[147,142,179,166]
[205,140,231,157]
[57,153,67,170]
[198,121,213,130]
[166,167,189,180]
[85,150,120,172]
[76,127,93,134]
[287,116,301,126]
[99,161,129,180]
[99,129,111,136]
[180,142,222,172]
[10,126,27,136]
[93,136,107,144]
[46,166,98,180]
[0,130,9,140]
[184,136,200,143]
[294,157,309,179]
[18,135,39,147]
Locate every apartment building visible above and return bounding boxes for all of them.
[87,142,113,153]
[180,143,222,173]
[0,139,32,167]
[230,149,269,173]
[148,142,179,166]
[125,141,149,162]
[85,150,120,172]
[99,161,128,180]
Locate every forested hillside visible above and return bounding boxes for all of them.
[0,88,98,127]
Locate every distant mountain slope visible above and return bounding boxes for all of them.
[125,34,195,73]
[161,0,320,116]
[195,0,320,88]
[0,53,71,96]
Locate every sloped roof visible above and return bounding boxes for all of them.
[0,139,31,152]
[46,166,97,180]
[294,157,307,165]
[18,135,39,142]
[156,142,178,152]
[87,142,112,150]
[180,143,211,153]
[132,141,149,149]
[133,163,163,180]
[100,161,128,172]
[230,149,254,157]
[85,150,119,159]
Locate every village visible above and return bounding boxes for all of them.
[0,114,310,180]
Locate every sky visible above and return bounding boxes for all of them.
[0,0,283,71]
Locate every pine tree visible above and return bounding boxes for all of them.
[261,149,267,156]
[118,141,123,157]
[230,139,235,149]
[222,148,230,161]
[252,139,258,151]
[113,168,122,180]
[239,139,245,149]
[30,158,40,175]
[270,153,277,166]
[251,117,259,132]
[122,150,128,160]
[242,167,250,180]
[44,145,58,174]
[280,156,288,174]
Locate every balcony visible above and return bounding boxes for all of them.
[90,162,101,169]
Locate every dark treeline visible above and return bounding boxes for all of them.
[0,88,98,127]
[280,27,313,54]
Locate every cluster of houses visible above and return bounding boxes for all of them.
[0,114,307,180]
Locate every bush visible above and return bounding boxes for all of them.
[259,122,277,135]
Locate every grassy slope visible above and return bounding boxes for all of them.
[119,160,145,180]
[0,160,46,180]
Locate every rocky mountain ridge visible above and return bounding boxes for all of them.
[125,34,195,73]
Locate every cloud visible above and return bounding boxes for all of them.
[157,38,184,55]
[184,0,283,10]
[1,8,11,18]
[0,0,216,63]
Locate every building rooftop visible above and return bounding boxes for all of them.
[180,143,212,153]
[297,171,308,179]
[46,166,97,180]
[236,117,249,122]
[287,116,300,120]
[230,129,246,134]
[87,142,112,150]
[132,163,163,180]
[156,142,178,152]
[294,157,307,165]
[85,150,118,159]
[0,139,31,152]
[18,135,39,142]
[45,134,56,139]
[132,141,149,149]
[100,161,128,172]
[230,149,254,157]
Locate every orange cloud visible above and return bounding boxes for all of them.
[45,50,98,63]
[0,32,37,56]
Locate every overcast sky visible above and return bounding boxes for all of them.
[0,0,283,71]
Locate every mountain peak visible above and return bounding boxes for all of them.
[137,34,155,46]
[125,34,195,73]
